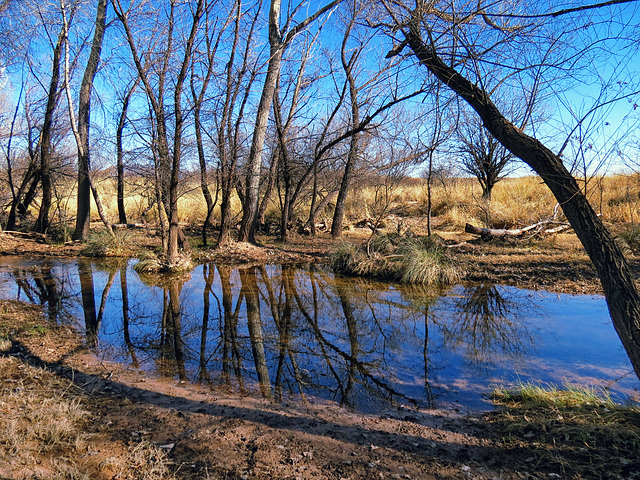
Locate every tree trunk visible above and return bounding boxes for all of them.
[116,82,136,225]
[403,24,640,380]
[73,0,108,241]
[35,25,65,234]
[238,0,284,243]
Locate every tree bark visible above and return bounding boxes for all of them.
[237,0,284,244]
[402,21,640,380]
[35,24,65,234]
[72,0,108,240]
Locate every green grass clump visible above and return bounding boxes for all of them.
[81,229,138,257]
[330,234,462,286]
[492,381,615,408]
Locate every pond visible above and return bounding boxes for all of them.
[1,256,638,412]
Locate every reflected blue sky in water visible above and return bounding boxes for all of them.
[0,257,637,412]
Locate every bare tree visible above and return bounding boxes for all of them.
[213,0,261,247]
[67,0,109,240]
[112,0,205,264]
[237,0,342,243]
[457,113,513,201]
[34,10,67,234]
[61,0,112,239]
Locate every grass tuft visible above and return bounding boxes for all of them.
[488,381,640,479]
[330,234,462,285]
[398,241,462,285]
[134,252,193,274]
[492,381,615,408]
[81,229,139,257]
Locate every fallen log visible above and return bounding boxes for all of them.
[112,223,151,229]
[465,219,572,238]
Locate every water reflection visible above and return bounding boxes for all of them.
[0,257,637,411]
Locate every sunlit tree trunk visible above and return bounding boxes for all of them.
[35,24,65,234]
[72,0,108,240]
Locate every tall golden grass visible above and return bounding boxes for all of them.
[7,171,640,233]
[350,174,640,229]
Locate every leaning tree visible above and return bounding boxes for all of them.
[382,0,640,379]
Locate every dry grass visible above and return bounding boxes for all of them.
[351,173,640,231]
[0,357,90,455]
[134,252,194,274]
[5,168,640,243]
[330,234,462,285]
[99,441,177,480]
[80,228,141,257]
[0,300,179,480]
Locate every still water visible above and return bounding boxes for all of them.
[1,256,638,412]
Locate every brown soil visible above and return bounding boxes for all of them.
[4,298,638,480]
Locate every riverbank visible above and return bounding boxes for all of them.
[2,298,638,479]
[2,225,632,295]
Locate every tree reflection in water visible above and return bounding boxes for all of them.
[9,261,72,323]
[78,260,99,348]
[2,259,633,411]
[443,284,535,370]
